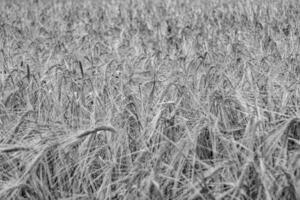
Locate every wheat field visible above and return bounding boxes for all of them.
[0,0,300,199]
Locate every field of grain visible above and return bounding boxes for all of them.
[0,0,300,199]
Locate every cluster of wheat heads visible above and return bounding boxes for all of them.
[1,0,300,199]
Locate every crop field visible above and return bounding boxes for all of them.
[1,0,300,199]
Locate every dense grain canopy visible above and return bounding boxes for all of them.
[0,0,300,199]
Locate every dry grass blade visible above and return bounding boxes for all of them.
[0,145,32,153]
[26,64,30,81]
[76,125,117,139]
[78,60,84,78]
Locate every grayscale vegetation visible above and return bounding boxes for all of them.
[0,0,300,199]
